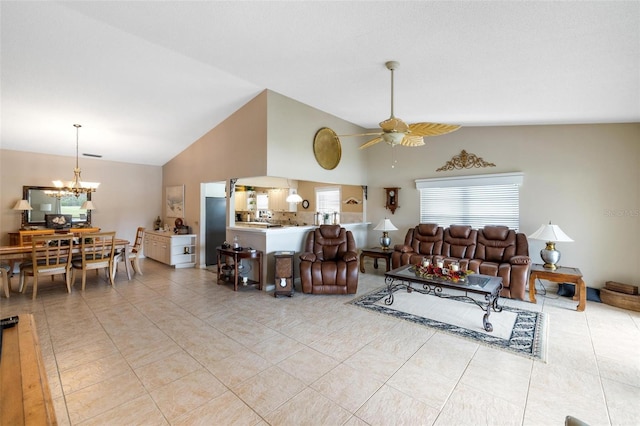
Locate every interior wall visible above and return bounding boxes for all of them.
[266,90,369,185]
[364,123,640,289]
[0,149,162,245]
[163,89,372,261]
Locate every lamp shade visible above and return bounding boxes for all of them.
[285,192,303,203]
[374,218,398,231]
[13,200,33,211]
[81,200,96,210]
[528,222,573,242]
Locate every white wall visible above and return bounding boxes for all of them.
[363,123,640,289]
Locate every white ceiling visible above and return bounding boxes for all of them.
[2,1,638,166]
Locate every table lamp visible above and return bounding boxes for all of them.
[374,218,398,250]
[528,221,573,270]
[81,200,95,210]
[13,200,33,230]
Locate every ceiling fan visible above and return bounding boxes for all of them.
[345,61,460,149]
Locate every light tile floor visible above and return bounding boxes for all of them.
[1,259,639,425]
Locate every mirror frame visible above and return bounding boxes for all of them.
[22,185,92,227]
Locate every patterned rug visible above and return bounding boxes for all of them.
[350,285,548,361]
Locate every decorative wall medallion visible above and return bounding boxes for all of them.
[313,127,341,170]
[343,197,361,205]
[436,150,496,172]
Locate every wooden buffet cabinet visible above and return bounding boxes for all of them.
[144,230,196,268]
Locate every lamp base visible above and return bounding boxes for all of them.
[380,232,391,250]
[540,241,560,270]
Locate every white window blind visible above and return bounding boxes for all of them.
[315,186,341,214]
[416,173,523,230]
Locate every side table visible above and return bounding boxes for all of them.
[528,263,586,311]
[359,247,393,273]
[216,247,263,291]
[274,251,295,297]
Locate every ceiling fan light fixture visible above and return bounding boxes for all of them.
[382,132,405,146]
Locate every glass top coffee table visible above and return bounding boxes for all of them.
[384,265,503,332]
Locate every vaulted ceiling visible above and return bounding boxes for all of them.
[2,1,638,166]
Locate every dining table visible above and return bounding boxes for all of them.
[0,238,131,293]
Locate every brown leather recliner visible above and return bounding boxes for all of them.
[436,225,478,271]
[299,225,359,294]
[391,224,444,268]
[469,225,531,300]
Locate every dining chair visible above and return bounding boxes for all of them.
[71,231,116,290]
[18,229,55,247]
[112,227,145,281]
[19,234,74,299]
[1,263,12,298]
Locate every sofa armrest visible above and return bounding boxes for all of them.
[343,251,358,262]
[394,244,414,253]
[299,252,317,262]
[510,255,531,265]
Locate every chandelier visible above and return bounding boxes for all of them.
[52,124,100,197]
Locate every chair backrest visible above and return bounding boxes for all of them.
[19,229,55,247]
[410,224,444,256]
[30,234,73,275]
[131,227,145,254]
[475,225,524,262]
[442,225,477,259]
[305,225,356,261]
[79,232,116,270]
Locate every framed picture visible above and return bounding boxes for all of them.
[166,185,184,218]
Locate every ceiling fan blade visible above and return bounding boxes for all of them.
[380,117,409,133]
[338,132,383,138]
[359,136,383,149]
[400,135,425,147]
[408,122,461,137]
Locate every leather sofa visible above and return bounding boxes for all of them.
[299,225,359,294]
[391,224,531,300]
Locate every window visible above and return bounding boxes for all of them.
[315,186,341,214]
[416,173,523,230]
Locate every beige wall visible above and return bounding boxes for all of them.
[162,90,370,260]
[0,150,162,245]
[363,123,640,289]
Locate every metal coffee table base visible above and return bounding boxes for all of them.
[384,267,503,332]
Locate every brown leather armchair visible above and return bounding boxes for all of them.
[299,225,359,294]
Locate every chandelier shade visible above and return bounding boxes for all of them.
[53,124,100,197]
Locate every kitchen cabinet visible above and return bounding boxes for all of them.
[234,192,246,212]
[144,231,196,268]
[268,188,297,212]
[234,190,256,211]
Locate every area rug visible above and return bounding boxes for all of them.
[350,285,548,361]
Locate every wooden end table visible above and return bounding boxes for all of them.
[528,263,586,311]
[216,247,263,291]
[359,247,393,273]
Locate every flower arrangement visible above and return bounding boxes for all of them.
[411,263,473,283]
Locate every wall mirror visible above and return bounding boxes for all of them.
[22,186,92,227]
